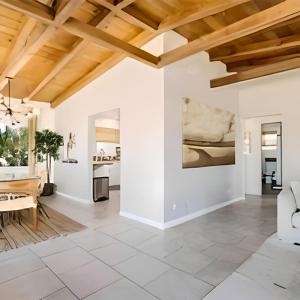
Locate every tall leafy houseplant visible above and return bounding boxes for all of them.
[34,129,64,195]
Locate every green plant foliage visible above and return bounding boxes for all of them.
[0,126,28,166]
[33,129,64,183]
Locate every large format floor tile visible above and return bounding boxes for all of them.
[0,247,30,263]
[90,242,138,266]
[237,253,299,300]
[0,268,64,300]
[164,247,214,274]
[178,232,215,252]
[0,251,44,284]
[0,193,281,300]
[237,234,267,252]
[96,222,133,236]
[44,288,78,300]
[43,247,95,274]
[68,230,117,251]
[59,260,122,299]
[204,273,288,300]
[85,278,157,300]
[195,259,240,286]
[137,236,183,259]
[115,228,156,247]
[30,237,76,258]
[114,253,171,286]
[145,268,213,300]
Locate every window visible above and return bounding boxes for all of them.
[0,123,28,166]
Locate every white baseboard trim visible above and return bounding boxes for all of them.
[55,191,90,204]
[163,196,245,229]
[120,196,245,230]
[119,211,165,230]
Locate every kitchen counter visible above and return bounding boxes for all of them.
[93,161,120,186]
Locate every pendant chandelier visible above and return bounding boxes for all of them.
[0,77,32,126]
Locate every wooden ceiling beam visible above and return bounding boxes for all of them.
[50,30,154,108]
[119,0,136,8]
[28,0,139,101]
[159,0,300,67]
[157,0,251,33]
[0,0,84,91]
[94,0,157,31]
[226,53,300,72]
[62,17,160,67]
[48,0,253,107]
[211,57,300,87]
[0,17,37,73]
[0,0,54,24]
[0,0,159,69]
[28,9,112,100]
[211,34,300,63]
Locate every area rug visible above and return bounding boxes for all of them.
[0,205,86,251]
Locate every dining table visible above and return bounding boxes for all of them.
[0,173,40,229]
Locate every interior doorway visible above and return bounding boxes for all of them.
[88,109,120,203]
[243,115,282,196]
[261,122,282,195]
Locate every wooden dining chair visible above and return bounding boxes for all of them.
[37,170,50,218]
[0,193,37,229]
[0,178,40,229]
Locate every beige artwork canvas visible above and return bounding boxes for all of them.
[182,98,235,168]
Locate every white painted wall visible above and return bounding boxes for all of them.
[54,31,300,226]
[239,69,300,188]
[95,119,120,129]
[163,32,243,222]
[54,36,165,224]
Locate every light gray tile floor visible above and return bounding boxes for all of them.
[90,242,138,266]
[0,192,297,299]
[44,288,78,300]
[115,253,171,286]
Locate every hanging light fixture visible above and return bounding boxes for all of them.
[0,77,33,126]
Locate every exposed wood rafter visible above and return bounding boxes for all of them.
[50,0,251,106]
[27,8,112,100]
[50,30,155,107]
[211,34,300,63]
[94,0,157,31]
[211,57,300,87]
[159,0,300,67]
[62,17,160,67]
[0,17,37,73]
[157,0,250,32]
[0,0,85,91]
[1,0,300,104]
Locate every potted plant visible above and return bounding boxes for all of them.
[34,129,64,196]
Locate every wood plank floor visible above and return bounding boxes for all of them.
[0,205,86,251]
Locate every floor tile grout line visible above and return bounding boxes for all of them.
[107,230,263,289]
[29,244,78,259]
[90,248,140,267]
[0,265,46,286]
[92,233,217,290]
[43,265,80,300]
[83,244,161,300]
[80,277,124,300]
[40,286,79,300]
[0,193,277,299]
[112,235,215,278]
[0,251,46,286]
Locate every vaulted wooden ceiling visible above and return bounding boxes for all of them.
[0,0,299,107]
